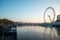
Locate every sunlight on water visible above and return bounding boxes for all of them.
[17,26,58,40]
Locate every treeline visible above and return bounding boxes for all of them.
[0,18,17,30]
[0,18,16,25]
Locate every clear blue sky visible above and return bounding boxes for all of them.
[0,0,60,23]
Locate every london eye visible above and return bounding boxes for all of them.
[44,7,57,39]
[44,7,55,23]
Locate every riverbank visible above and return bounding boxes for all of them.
[0,24,17,40]
[0,30,17,40]
[4,33,17,40]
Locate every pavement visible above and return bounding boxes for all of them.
[4,33,17,40]
[0,27,17,40]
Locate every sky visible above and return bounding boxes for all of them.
[0,0,60,23]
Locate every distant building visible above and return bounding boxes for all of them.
[53,15,60,35]
[54,15,60,25]
[57,15,60,21]
[56,15,60,22]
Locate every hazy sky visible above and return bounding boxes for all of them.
[0,0,60,23]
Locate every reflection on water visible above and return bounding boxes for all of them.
[17,26,58,40]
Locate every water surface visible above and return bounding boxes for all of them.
[17,26,58,40]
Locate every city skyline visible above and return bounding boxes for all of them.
[0,0,60,23]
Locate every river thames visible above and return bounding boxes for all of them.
[17,26,59,40]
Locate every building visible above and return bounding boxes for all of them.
[55,15,60,25]
[57,15,60,20]
[53,15,60,35]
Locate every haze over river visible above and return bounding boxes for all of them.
[17,26,59,40]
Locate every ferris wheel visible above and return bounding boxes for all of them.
[44,7,57,39]
[44,7,55,23]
